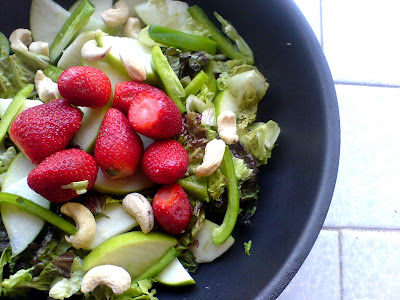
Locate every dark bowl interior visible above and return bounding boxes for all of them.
[0,0,340,299]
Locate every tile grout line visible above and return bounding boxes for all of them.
[319,0,324,50]
[338,229,344,300]
[323,226,400,233]
[334,81,400,89]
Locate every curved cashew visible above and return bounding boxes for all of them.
[28,41,49,56]
[195,139,226,177]
[61,202,96,249]
[81,39,112,61]
[35,70,60,102]
[122,193,154,234]
[9,29,32,52]
[120,51,147,81]
[101,1,130,28]
[217,111,239,145]
[81,265,131,295]
[123,17,141,39]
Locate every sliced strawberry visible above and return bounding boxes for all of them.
[112,81,159,114]
[141,139,189,184]
[27,149,98,203]
[128,90,182,139]
[94,108,143,179]
[153,183,192,234]
[9,99,82,164]
[58,66,111,108]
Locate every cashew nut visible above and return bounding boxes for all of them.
[81,265,131,295]
[9,29,32,52]
[195,139,226,177]
[123,17,141,39]
[28,41,49,56]
[101,1,130,28]
[217,111,239,145]
[34,70,60,102]
[61,202,96,249]
[122,193,154,234]
[81,39,112,61]
[120,51,147,81]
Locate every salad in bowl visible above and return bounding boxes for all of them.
[0,0,280,299]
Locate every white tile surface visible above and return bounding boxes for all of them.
[341,230,400,299]
[293,0,321,42]
[322,0,400,86]
[277,230,341,300]
[324,84,400,228]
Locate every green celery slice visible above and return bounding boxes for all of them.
[0,192,77,235]
[184,70,208,98]
[49,0,95,64]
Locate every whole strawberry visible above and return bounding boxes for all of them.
[128,90,182,139]
[94,108,143,179]
[9,99,82,164]
[27,149,98,203]
[112,81,159,114]
[58,66,111,108]
[141,139,189,184]
[153,183,191,234]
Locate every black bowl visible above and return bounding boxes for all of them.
[0,0,340,299]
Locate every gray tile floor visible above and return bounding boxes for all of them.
[278,0,400,299]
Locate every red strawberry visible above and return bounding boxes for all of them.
[128,90,182,139]
[94,108,143,178]
[58,66,111,108]
[9,99,82,164]
[152,183,191,234]
[112,81,159,114]
[27,149,98,203]
[141,139,189,184]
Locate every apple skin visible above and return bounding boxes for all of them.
[83,231,177,278]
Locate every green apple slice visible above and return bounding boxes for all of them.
[0,99,43,121]
[83,231,177,278]
[189,219,235,263]
[1,152,36,192]
[1,177,50,256]
[72,105,108,153]
[93,168,154,196]
[85,202,139,250]
[156,258,195,286]
[57,31,97,70]
[214,89,239,118]
[30,0,70,44]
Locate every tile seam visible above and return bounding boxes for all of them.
[338,229,344,300]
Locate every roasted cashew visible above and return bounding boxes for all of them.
[217,111,239,145]
[29,41,49,56]
[9,28,32,52]
[101,1,130,28]
[123,17,141,39]
[120,51,147,81]
[34,70,60,102]
[122,193,154,234]
[61,202,96,249]
[195,139,226,177]
[81,39,112,61]
[81,265,131,295]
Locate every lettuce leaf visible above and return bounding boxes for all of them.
[0,49,49,98]
[91,278,158,300]
[239,121,280,166]
[232,156,253,182]
[1,267,34,295]
[207,169,229,200]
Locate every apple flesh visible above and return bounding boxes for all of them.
[189,219,235,263]
[156,257,195,286]
[2,152,37,192]
[83,231,177,278]
[85,202,139,250]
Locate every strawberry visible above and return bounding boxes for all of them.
[152,183,191,234]
[27,149,98,203]
[112,81,159,114]
[58,66,111,108]
[94,108,143,178]
[9,99,82,164]
[141,139,189,184]
[128,90,182,139]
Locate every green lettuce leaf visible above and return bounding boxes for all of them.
[1,267,34,295]
[93,278,158,300]
[232,156,253,182]
[207,169,229,200]
[0,49,49,98]
[239,121,280,166]
[0,146,17,174]
[0,247,12,294]
[48,257,84,300]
